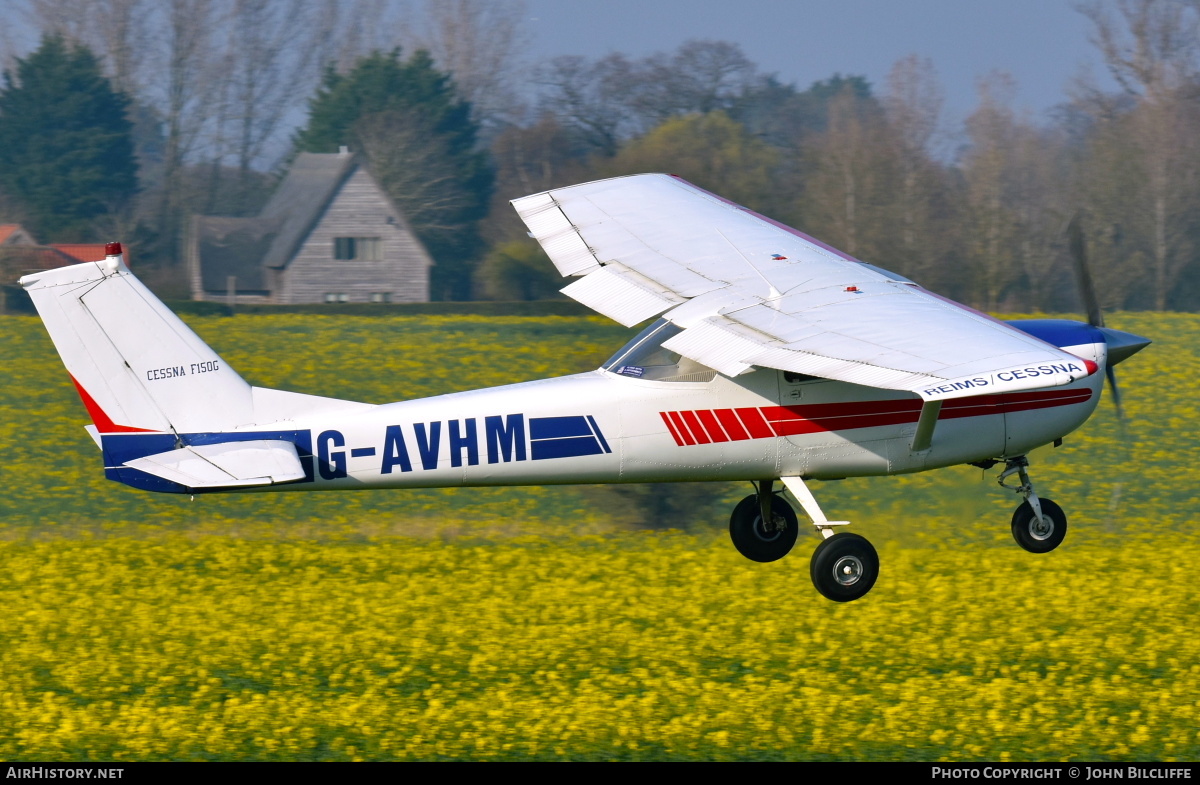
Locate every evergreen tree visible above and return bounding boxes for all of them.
[294,49,492,300]
[0,35,137,242]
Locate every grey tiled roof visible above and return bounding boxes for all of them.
[259,152,357,270]
[195,216,278,291]
[193,152,357,292]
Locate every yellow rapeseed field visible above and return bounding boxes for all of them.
[0,312,1196,761]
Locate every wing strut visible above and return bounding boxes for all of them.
[910,400,942,452]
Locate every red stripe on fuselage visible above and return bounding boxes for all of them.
[715,408,749,441]
[660,411,685,446]
[68,375,155,433]
[734,408,774,439]
[696,410,730,442]
[667,411,697,446]
[678,410,712,444]
[660,388,1091,445]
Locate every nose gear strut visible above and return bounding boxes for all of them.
[998,456,1069,553]
[998,456,1044,526]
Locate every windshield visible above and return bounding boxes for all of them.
[603,319,716,382]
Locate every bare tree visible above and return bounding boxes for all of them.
[536,53,642,157]
[884,57,942,228]
[1008,123,1071,311]
[960,73,1022,311]
[311,0,408,76]
[23,0,148,94]
[414,0,531,137]
[537,40,760,157]
[882,55,948,283]
[210,0,319,211]
[142,0,225,251]
[1082,0,1200,101]
[801,89,891,261]
[633,40,758,125]
[482,114,590,245]
[1079,0,1200,309]
[354,110,480,246]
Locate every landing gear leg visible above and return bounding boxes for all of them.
[780,477,879,602]
[728,479,799,563]
[999,456,1068,553]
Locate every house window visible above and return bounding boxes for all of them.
[323,292,349,303]
[370,292,391,303]
[333,237,382,261]
[359,237,381,261]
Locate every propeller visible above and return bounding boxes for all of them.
[1065,213,1149,526]
[1065,215,1125,422]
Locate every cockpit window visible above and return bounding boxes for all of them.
[603,318,716,382]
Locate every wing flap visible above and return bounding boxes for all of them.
[124,439,305,489]
[660,318,763,377]
[560,263,687,327]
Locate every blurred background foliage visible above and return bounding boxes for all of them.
[2,1,1200,309]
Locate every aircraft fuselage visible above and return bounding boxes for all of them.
[101,320,1105,495]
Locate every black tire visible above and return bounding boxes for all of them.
[1011,497,1067,553]
[728,493,799,562]
[810,532,879,602]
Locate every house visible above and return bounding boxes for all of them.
[0,225,98,313]
[0,226,121,288]
[51,244,116,264]
[0,226,130,269]
[188,150,433,304]
[0,224,37,247]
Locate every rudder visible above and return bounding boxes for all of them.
[20,246,255,435]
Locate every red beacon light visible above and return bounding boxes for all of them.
[105,242,123,257]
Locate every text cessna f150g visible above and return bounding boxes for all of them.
[21,174,1149,602]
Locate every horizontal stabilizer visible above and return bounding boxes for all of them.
[123,440,305,489]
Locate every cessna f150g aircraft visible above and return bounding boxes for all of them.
[21,174,1149,602]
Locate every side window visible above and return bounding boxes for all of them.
[334,237,356,260]
[603,319,716,383]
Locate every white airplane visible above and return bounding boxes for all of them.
[20,174,1149,602]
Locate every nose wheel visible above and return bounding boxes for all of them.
[999,456,1068,553]
[1011,497,1067,553]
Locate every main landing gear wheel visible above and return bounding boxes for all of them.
[1011,497,1067,553]
[729,493,798,562]
[810,533,879,602]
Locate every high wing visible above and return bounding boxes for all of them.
[512,173,1096,402]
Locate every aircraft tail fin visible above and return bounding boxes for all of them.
[20,245,258,436]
